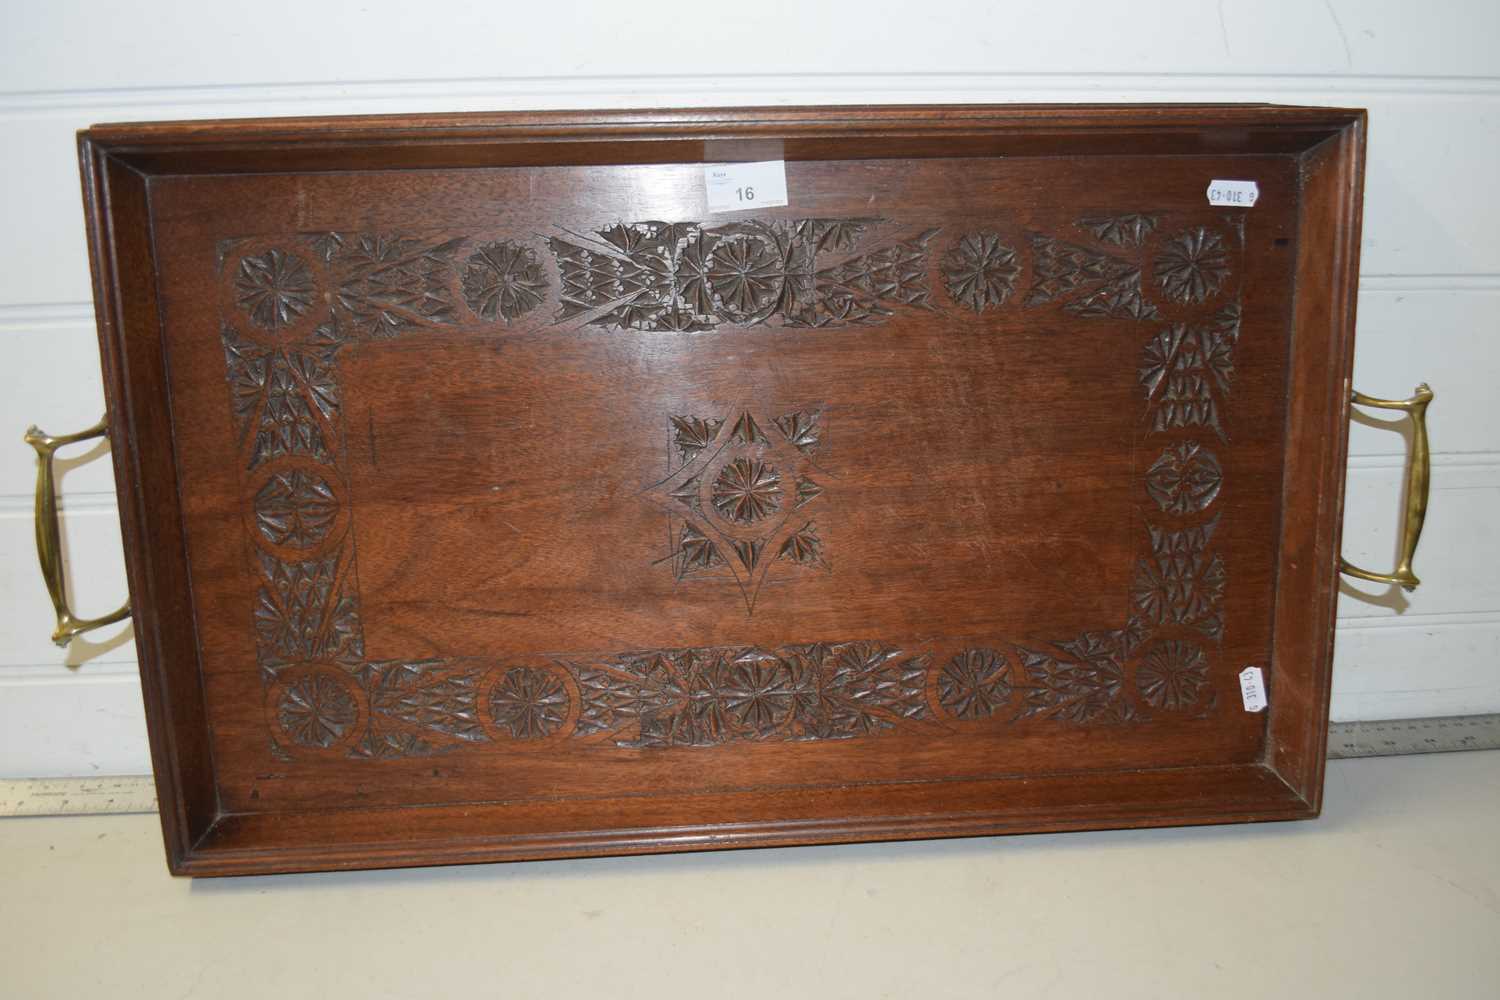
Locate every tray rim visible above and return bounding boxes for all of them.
[77,102,1366,876]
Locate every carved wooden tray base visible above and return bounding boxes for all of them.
[79,105,1365,874]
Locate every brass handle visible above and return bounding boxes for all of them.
[22,416,131,646]
[1339,384,1434,592]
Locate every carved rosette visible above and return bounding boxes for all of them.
[1153,227,1231,304]
[708,234,784,323]
[269,667,363,755]
[937,649,1015,719]
[462,240,548,323]
[711,458,783,525]
[234,249,315,331]
[488,667,570,740]
[277,673,356,747]
[1135,639,1210,711]
[940,233,1021,313]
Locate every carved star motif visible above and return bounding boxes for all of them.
[711,458,783,524]
[1153,227,1231,304]
[643,406,832,614]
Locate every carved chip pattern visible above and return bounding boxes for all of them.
[222,326,341,470]
[1139,305,1240,440]
[1078,214,1159,247]
[671,415,724,464]
[357,661,487,743]
[1014,650,1132,723]
[267,623,1204,753]
[651,407,832,613]
[1025,234,1157,320]
[674,523,724,576]
[219,298,373,729]
[220,212,1242,760]
[1133,518,1227,642]
[252,549,365,672]
[1146,442,1223,514]
[1012,622,1149,724]
[240,217,1241,337]
[316,233,466,338]
[549,219,939,332]
[254,470,338,547]
[570,641,932,747]
[779,521,825,567]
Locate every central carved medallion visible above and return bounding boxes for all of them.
[644,406,831,614]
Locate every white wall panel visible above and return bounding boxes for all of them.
[1,309,112,498]
[0,0,1495,775]
[1348,285,1500,459]
[1333,620,1500,720]
[6,1,1498,88]
[0,669,149,777]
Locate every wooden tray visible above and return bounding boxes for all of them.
[76,105,1367,875]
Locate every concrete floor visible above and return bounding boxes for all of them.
[3,752,1498,999]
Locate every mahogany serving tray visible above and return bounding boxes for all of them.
[78,105,1366,875]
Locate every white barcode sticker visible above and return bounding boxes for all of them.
[1207,180,1259,207]
[1239,666,1268,713]
[705,160,789,213]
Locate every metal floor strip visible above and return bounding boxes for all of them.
[1328,713,1500,758]
[0,776,157,817]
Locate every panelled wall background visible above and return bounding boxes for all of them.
[1,1,1496,775]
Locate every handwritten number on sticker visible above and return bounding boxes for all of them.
[1239,666,1268,713]
[1208,179,1260,208]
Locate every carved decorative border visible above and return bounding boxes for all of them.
[217,211,1245,759]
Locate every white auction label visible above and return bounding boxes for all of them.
[1207,179,1260,207]
[704,160,789,213]
[1239,666,1268,713]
